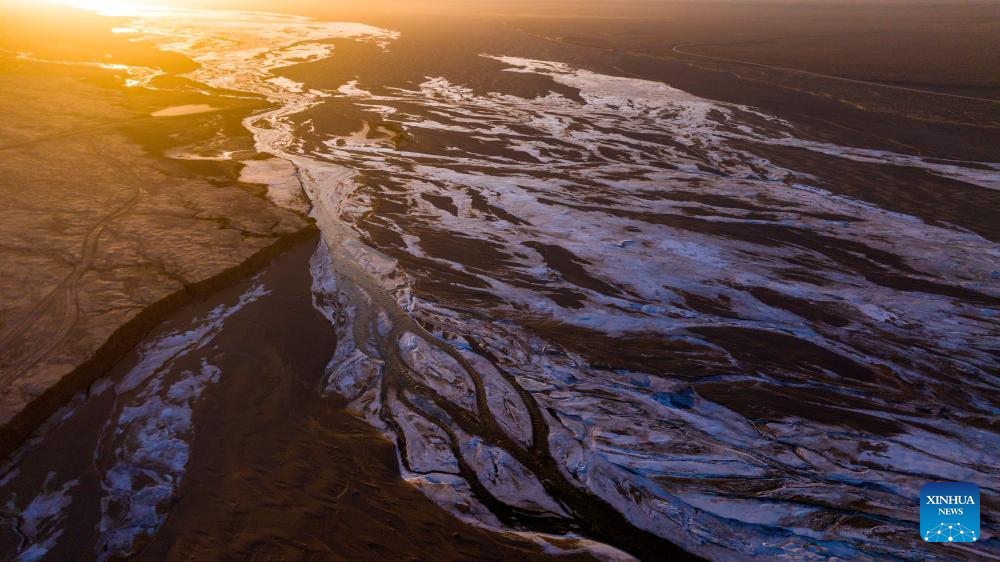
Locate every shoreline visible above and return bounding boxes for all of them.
[2,3,997,559]
[0,226,600,561]
[0,221,319,462]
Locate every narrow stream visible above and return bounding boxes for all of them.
[0,236,607,561]
[2,5,999,561]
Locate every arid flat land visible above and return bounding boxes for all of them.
[0,5,604,560]
[0,5,310,450]
[0,2,997,560]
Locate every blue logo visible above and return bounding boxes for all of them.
[921,482,980,543]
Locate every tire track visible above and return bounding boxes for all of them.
[0,118,154,153]
[0,141,145,386]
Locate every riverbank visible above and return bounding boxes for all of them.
[0,232,593,561]
[0,5,312,456]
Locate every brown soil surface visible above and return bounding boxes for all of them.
[0,9,310,449]
[0,234,591,561]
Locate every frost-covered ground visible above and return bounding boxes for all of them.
[6,6,1000,561]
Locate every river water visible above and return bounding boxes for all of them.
[2,6,999,561]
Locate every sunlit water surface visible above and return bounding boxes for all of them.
[3,6,999,561]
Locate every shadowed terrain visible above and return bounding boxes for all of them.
[0,7,311,450]
[0,2,998,561]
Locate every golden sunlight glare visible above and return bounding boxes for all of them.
[47,0,166,16]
